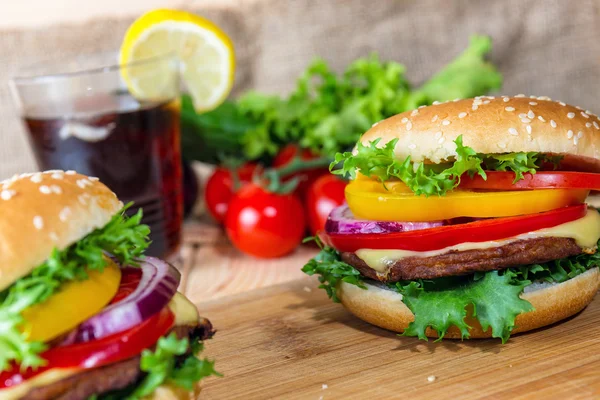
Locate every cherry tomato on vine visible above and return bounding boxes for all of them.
[272,144,327,197]
[306,174,347,235]
[225,184,306,258]
[204,163,258,223]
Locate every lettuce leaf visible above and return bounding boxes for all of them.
[332,135,558,196]
[302,242,600,342]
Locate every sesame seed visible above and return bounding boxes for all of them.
[586,110,593,115]
[434,132,442,139]
[453,98,461,102]
[526,125,532,134]
[559,101,566,106]
[567,130,574,139]
[538,96,551,101]
[586,122,592,128]
[505,107,515,112]
[408,143,417,149]
[515,94,525,98]
[371,121,379,128]
[30,173,43,183]
[432,115,439,122]
[438,137,445,144]
[1,190,15,200]
[49,232,58,241]
[322,384,328,390]
[78,195,88,205]
[497,142,507,149]
[529,102,538,106]
[520,118,532,123]
[411,110,419,116]
[594,121,600,130]
[577,131,583,138]
[59,207,71,222]
[503,97,510,102]
[401,117,408,124]
[458,112,467,118]
[76,179,92,189]
[50,185,62,194]
[33,216,44,230]
[567,112,575,119]
[51,173,63,180]
[530,95,537,99]
[519,113,527,118]
[581,112,589,118]
[432,101,440,105]
[574,136,580,146]
[442,120,450,126]
[508,128,519,136]
[428,376,437,383]
[406,121,413,131]
[472,104,478,111]
[483,100,490,105]
[527,110,535,119]
[39,185,51,194]
[550,120,557,128]
[576,105,583,110]
[66,170,76,175]
[538,116,546,122]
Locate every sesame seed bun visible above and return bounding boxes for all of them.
[0,171,122,291]
[362,96,600,171]
[338,267,600,339]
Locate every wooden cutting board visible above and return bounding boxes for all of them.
[197,278,600,399]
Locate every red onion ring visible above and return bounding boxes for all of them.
[70,257,180,343]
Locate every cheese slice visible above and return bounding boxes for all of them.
[356,208,600,274]
[0,292,200,400]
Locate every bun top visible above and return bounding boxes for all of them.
[0,171,122,290]
[361,95,600,171]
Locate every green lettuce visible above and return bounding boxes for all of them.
[332,135,560,196]
[302,242,600,342]
[0,206,150,371]
[181,35,502,163]
[93,332,220,400]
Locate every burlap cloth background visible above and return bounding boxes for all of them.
[1,0,599,179]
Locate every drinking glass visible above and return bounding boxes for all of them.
[11,53,183,259]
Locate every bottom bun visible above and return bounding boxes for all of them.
[338,267,600,339]
[142,382,202,400]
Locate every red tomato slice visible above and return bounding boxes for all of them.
[460,171,600,191]
[0,308,174,389]
[319,204,587,252]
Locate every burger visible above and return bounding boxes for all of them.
[0,171,217,399]
[303,95,600,342]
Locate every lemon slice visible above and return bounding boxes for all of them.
[120,9,235,112]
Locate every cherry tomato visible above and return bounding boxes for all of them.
[306,175,347,235]
[225,184,306,258]
[320,204,587,252]
[272,144,327,197]
[459,171,600,191]
[0,308,174,389]
[204,163,258,223]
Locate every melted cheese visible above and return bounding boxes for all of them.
[356,208,600,274]
[0,292,200,400]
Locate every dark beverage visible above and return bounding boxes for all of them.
[23,93,183,258]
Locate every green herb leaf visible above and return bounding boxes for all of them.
[301,241,366,303]
[394,271,533,343]
[0,206,150,372]
[126,333,220,399]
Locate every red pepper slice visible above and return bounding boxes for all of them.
[319,204,587,252]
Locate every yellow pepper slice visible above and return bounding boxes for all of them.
[346,179,589,222]
[21,260,121,343]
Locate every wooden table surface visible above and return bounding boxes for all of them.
[178,218,318,305]
[179,217,600,399]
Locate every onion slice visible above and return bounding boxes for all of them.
[71,257,180,343]
[325,204,447,234]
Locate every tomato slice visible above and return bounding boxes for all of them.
[459,171,600,191]
[0,307,174,389]
[346,179,589,221]
[319,204,587,252]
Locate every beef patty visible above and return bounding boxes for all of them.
[24,317,214,400]
[341,237,586,281]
